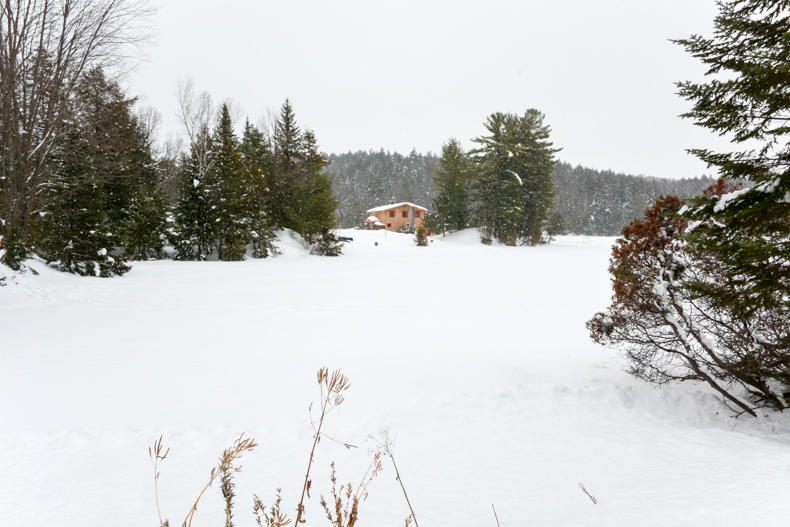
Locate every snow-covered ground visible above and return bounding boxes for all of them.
[2,230,789,527]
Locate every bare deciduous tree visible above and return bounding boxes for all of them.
[0,0,153,267]
[175,77,215,182]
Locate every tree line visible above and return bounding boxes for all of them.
[328,147,716,238]
[0,1,340,276]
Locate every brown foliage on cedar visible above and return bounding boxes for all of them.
[607,195,686,304]
[702,178,742,198]
[588,195,789,416]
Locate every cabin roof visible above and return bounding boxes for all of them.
[367,202,428,213]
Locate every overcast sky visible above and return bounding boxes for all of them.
[128,0,728,180]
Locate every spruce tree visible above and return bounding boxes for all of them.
[210,104,253,261]
[240,120,278,258]
[432,138,474,232]
[41,128,131,276]
[296,130,337,241]
[271,99,304,230]
[38,68,149,276]
[120,184,169,259]
[675,0,790,315]
[172,145,217,260]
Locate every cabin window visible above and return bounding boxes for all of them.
[389,211,395,217]
[414,211,421,217]
[387,223,391,228]
[402,211,408,218]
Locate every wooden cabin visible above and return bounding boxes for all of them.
[365,202,428,232]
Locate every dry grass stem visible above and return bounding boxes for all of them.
[492,504,500,527]
[578,482,598,504]
[182,434,258,527]
[370,430,419,527]
[319,454,382,527]
[253,489,292,527]
[149,436,171,527]
[295,368,351,525]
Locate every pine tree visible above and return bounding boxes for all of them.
[471,110,558,246]
[675,0,790,315]
[432,139,474,232]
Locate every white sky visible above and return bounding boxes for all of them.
[128,0,728,180]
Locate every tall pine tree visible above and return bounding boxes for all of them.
[472,110,558,245]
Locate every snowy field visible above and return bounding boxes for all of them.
[2,229,789,527]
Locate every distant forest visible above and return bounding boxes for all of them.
[328,151,716,236]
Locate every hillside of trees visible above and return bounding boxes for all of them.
[327,152,715,235]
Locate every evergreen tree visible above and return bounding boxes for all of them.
[240,120,278,258]
[38,68,151,276]
[210,104,253,261]
[432,139,474,232]
[588,195,789,415]
[41,129,131,276]
[545,210,566,243]
[472,110,558,245]
[414,224,428,246]
[675,0,790,315]
[119,110,169,260]
[172,144,217,260]
[271,99,304,230]
[309,228,344,256]
[120,184,169,260]
[296,130,337,241]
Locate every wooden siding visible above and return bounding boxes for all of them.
[366,204,426,232]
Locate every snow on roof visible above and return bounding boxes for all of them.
[367,202,428,213]
[366,216,379,222]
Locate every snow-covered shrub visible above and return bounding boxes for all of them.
[587,195,790,415]
[310,229,344,256]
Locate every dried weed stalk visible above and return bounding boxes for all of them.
[253,488,292,527]
[295,368,352,525]
[319,454,383,527]
[149,435,171,527]
[578,482,598,504]
[370,429,419,527]
[182,434,258,527]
